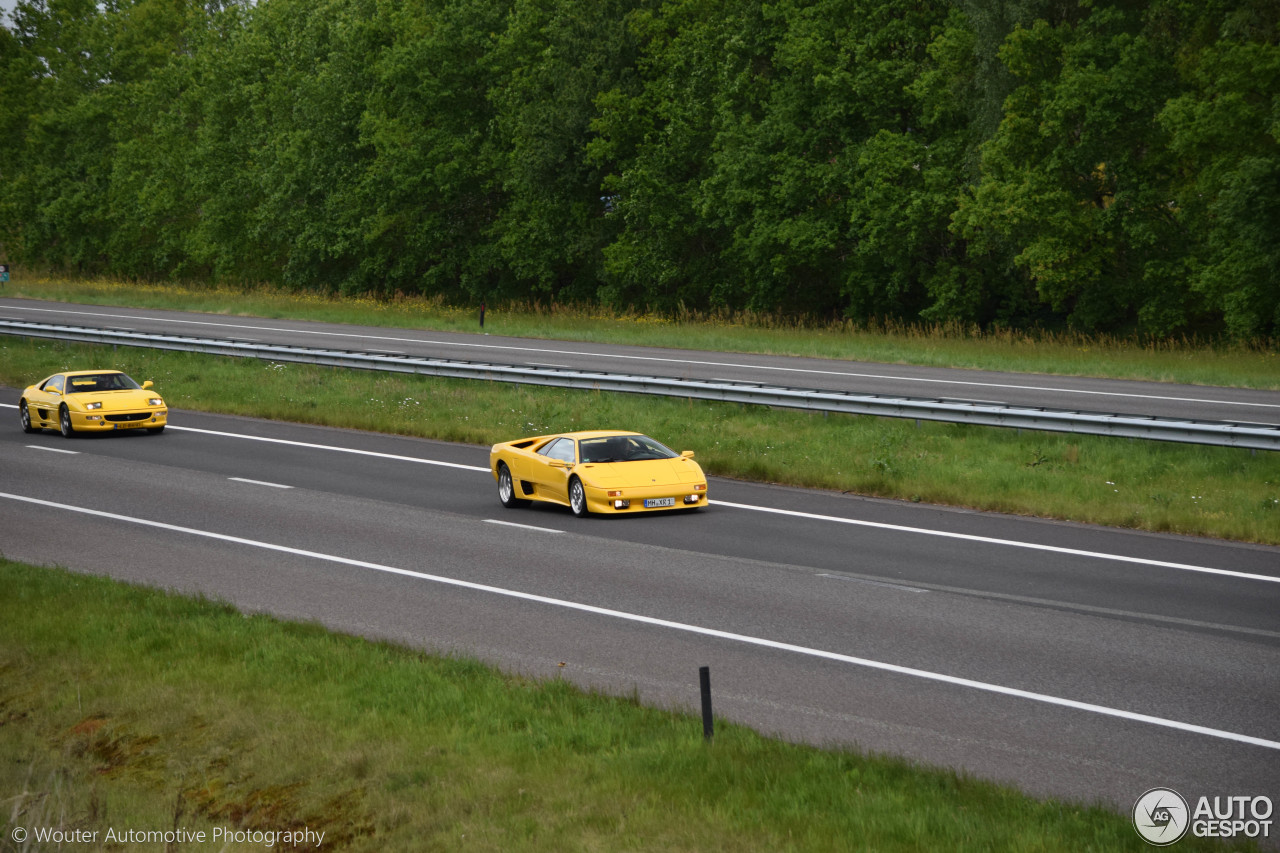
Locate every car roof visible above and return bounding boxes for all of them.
[62,369,125,377]
[556,430,641,440]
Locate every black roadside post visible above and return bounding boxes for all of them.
[699,666,713,741]
[479,301,486,329]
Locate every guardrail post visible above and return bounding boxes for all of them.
[699,666,713,742]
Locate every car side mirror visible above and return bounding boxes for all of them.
[142,380,154,389]
[47,387,61,396]
[549,459,569,469]
[681,450,695,459]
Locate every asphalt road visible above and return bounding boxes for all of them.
[4,296,1279,425]
[2,396,1277,820]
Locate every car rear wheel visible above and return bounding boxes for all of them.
[19,400,36,434]
[568,476,589,518]
[58,404,76,438]
[497,463,530,508]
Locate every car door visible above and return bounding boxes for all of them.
[29,374,65,427]
[530,436,576,498]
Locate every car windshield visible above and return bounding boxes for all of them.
[578,434,678,463]
[65,373,141,393]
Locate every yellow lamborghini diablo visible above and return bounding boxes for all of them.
[490,430,707,517]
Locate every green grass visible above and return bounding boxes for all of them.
[3,336,1278,544]
[0,558,1256,852]
[6,274,1279,389]
[2,277,1273,850]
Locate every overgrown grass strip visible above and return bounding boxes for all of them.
[1,558,1248,852]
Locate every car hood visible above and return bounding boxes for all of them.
[578,458,703,486]
[70,390,158,411]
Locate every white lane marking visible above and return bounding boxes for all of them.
[229,477,293,489]
[7,304,1277,411]
[485,519,563,534]
[166,425,492,472]
[1,490,1276,752]
[27,445,78,454]
[711,500,1279,585]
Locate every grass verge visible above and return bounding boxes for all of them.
[0,558,1252,852]
[5,275,1279,389]
[2,336,1278,544]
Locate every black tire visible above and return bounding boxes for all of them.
[19,400,36,434]
[568,476,590,518]
[147,425,165,434]
[58,404,76,438]
[497,463,529,508]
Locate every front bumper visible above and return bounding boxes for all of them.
[583,482,707,514]
[72,409,168,431]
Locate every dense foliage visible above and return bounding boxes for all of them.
[1,0,1276,337]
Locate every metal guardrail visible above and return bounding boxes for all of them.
[3,319,1278,451]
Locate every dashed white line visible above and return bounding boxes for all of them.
[26,445,78,454]
[1,490,1276,752]
[229,477,293,489]
[485,519,562,534]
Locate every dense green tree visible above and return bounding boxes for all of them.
[1,0,115,270]
[590,0,737,312]
[1161,35,1280,338]
[351,0,511,300]
[1,0,1275,339]
[485,0,644,304]
[954,4,1191,333]
[102,0,211,279]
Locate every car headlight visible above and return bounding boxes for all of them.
[85,401,103,410]
[149,397,164,406]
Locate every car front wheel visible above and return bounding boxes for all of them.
[497,463,530,508]
[568,476,589,518]
[19,400,36,434]
[59,404,76,438]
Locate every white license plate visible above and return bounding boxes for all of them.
[644,498,676,508]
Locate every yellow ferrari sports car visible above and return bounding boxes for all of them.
[20,370,168,437]
[490,430,708,517]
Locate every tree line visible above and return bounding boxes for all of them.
[1,0,1277,339]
